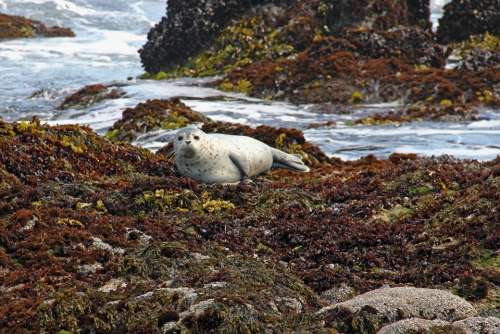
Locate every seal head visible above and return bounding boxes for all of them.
[174,127,206,160]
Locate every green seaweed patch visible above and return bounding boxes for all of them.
[474,249,500,270]
[15,119,42,134]
[219,79,253,94]
[454,33,500,55]
[135,189,235,215]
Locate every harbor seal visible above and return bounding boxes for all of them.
[174,127,310,184]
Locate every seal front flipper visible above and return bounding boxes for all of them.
[270,148,310,172]
[229,151,251,178]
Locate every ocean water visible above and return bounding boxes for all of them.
[0,0,499,161]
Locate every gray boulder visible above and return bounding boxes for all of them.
[453,316,500,334]
[377,318,463,334]
[318,286,477,334]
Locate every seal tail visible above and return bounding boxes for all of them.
[271,148,310,172]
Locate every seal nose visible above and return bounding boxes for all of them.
[185,140,191,144]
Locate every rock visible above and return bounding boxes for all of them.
[340,26,445,68]
[0,12,74,40]
[77,262,103,275]
[319,286,477,334]
[90,237,125,256]
[98,278,127,293]
[125,228,153,246]
[140,0,273,73]
[275,297,303,315]
[437,0,500,44]
[377,318,459,334]
[161,321,182,334]
[58,84,125,110]
[378,316,500,334]
[140,0,433,74]
[325,0,431,34]
[106,98,209,142]
[453,316,500,334]
[320,283,356,304]
[178,298,215,320]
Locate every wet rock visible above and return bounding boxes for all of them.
[0,12,74,40]
[58,84,125,110]
[437,0,500,44]
[106,98,209,142]
[453,33,500,72]
[340,27,445,68]
[140,0,432,75]
[140,0,274,73]
[325,0,431,34]
[319,287,477,333]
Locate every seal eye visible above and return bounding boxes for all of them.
[178,136,183,141]
[194,135,200,140]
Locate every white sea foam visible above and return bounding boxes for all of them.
[3,0,96,16]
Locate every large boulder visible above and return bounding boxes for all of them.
[437,0,500,44]
[325,0,431,34]
[319,286,477,334]
[139,0,432,74]
[378,316,500,334]
[139,0,274,73]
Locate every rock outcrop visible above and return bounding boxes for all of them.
[0,12,74,40]
[139,0,433,74]
[379,316,500,334]
[58,84,125,110]
[437,0,500,44]
[319,287,477,333]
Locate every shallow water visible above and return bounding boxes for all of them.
[1,0,499,161]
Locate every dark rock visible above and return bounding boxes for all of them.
[325,0,431,34]
[140,0,433,74]
[437,0,500,44]
[0,12,74,40]
[58,84,125,110]
[106,98,209,142]
[139,0,275,73]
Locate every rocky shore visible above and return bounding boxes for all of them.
[139,0,500,124]
[0,0,499,333]
[1,104,499,333]
[0,12,74,40]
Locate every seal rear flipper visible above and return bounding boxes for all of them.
[271,148,310,172]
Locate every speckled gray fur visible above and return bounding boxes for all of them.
[174,128,310,184]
